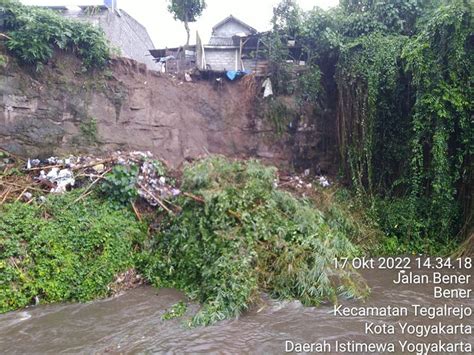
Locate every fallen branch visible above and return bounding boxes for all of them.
[138,183,174,214]
[227,209,242,221]
[0,185,13,204]
[15,187,28,202]
[183,192,205,203]
[27,164,63,171]
[71,167,112,205]
[0,181,44,193]
[71,158,116,171]
[131,201,142,221]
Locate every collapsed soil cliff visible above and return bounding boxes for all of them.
[0,52,337,171]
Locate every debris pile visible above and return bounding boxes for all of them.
[0,150,179,208]
[276,172,331,194]
[136,160,180,208]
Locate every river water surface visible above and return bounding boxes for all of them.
[1,264,472,353]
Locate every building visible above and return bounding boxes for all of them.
[40,0,157,69]
[199,15,258,72]
[151,15,269,77]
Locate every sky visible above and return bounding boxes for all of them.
[21,0,339,48]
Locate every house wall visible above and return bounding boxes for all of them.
[213,21,252,37]
[205,48,238,71]
[61,8,158,70]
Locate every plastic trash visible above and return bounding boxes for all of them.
[41,168,75,193]
[318,176,330,187]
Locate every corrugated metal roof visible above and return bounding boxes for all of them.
[208,36,236,46]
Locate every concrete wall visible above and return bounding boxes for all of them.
[61,8,158,70]
[205,48,238,71]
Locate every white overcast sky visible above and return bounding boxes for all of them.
[21,0,339,48]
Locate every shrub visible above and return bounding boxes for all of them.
[0,190,145,313]
[1,0,110,70]
[100,164,139,205]
[140,157,368,326]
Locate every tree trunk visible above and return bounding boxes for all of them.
[184,21,190,47]
[184,12,190,47]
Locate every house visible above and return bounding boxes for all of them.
[151,15,269,77]
[198,15,254,72]
[39,0,157,69]
[198,15,268,76]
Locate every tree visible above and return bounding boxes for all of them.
[167,0,206,47]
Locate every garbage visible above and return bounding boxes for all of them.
[92,164,105,173]
[23,192,33,201]
[27,159,41,169]
[262,77,273,98]
[318,176,330,187]
[41,167,75,193]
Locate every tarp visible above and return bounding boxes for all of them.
[226,70,249,81]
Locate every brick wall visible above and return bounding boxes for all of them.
[61,8,158,70]
[205,48,237,71]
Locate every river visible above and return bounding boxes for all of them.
[1,263,472,353]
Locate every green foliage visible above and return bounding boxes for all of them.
[0,191,145,313]
[276,0,472,248]
[370,197,458,255]
[100,164,139,205]
[161,301,187,320]
[339,0,428,36]
[400,0,473,242]
[272,0,301,39]
[265,98,293,135]
[297,66,321,103]
[79,116,98,143]
[141,157,368,326]
[336,33,407,194]
[167,0,206,45]
[0,54,7,68]
[1,0,110,70]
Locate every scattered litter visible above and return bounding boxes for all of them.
[23,192,33,201]
[184,72,192,82]
[41,168,75,193]
[92,164,105,173]
[262,77,273,97]
[318,176,330,187]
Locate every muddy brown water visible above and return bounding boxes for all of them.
[0,265,472,354]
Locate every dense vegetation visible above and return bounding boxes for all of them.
[140,157,368,326]
[266,0,473,254]
[0,190,145,313]
[0,0,110,70]
[1,158,369,324]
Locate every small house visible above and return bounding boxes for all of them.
[197,15,268,76]
[151,15,268,76]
